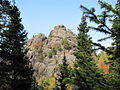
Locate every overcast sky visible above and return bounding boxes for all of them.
[15,0,116,47]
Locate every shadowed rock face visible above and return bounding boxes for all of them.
[27,25,77,80]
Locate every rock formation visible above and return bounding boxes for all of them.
[27,24,77,80]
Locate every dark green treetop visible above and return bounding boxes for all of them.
[65,15,109,90]
[54,52,69,90]
[80,0,120,89]
[0,0,35,90]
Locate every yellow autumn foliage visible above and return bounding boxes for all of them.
[37,77,57,90]
[97,51,110,73]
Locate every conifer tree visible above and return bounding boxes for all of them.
[113,0,120,59]
[0,1,13,90]
[8,4,33,90]
[109,0,120,88]
[55,52,69,90]
[68,15,108,90]
[80,0,120,58]
[0,0,34,90]
[80,0,120,89]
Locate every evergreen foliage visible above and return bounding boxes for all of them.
[55,53,69,90]
[0,51,13,90]
[0,0,35,90]
[0,1,13,90]
[80,0,120,89]
[1,0,120,89]
[65,15,109,90]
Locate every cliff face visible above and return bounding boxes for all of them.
[27,25,77,80]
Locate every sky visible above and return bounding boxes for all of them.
[15,0,116,47]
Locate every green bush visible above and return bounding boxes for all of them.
[37,48,44,62]
[61,38,70,50]
[48,48,57,58]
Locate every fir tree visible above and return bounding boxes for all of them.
[109,0,120,88]
[0,0,34,90]
[111,0,120,59]
[68,15,108,90]
[8,4,33,90]
[0,1,13,90]
[55,52,69,90]
[80,0,120,58]
[80,0,120,89]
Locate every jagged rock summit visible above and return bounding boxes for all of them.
[27,25,77,80]
[50,24,75,38]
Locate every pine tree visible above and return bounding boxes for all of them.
[55,52,69,90]
[0,0,10,43]
[80,1,114,55]
[108,0,120,88]
[80,0,120,58]
[112,0,120,59]
[8,4,34,90]
[0,1,13,90]
[0,0,34,90]
[68,15,108,90]
[80,0,120,89]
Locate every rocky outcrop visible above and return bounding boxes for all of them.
[27,24,77,80]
